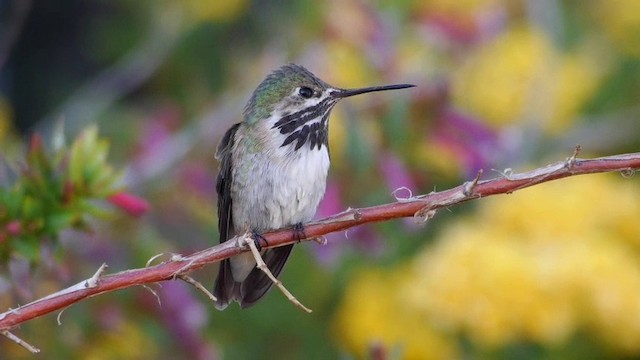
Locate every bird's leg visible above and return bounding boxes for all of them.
[292,222,306,243]
[241,233,313,313]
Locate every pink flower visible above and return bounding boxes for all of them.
[108,192,150,217]
[6,221,22,236]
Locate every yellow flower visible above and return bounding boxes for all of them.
[452,26,606,133]
[320,40,386,169]
[592,0,640,56]
[417,0,501,14]
[410,174,640,352]
[82,322,159,360]
[413,141,465,179]
[183,0,247,23]
[453,25,553,128]
[477,174,640,249]
[333,269,458,359]
[323,40,375,90]
[334,173,640,355]
[327,107,348,169]
[547,43,609,134]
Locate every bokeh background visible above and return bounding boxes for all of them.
[1,0,640,359]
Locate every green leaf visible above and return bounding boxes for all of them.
[11,235,41,262]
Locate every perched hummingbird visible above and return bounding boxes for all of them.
[213,63,413,309]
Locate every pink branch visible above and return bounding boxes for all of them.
[1,150,639,338]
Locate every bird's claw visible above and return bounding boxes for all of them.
[292,222,306,243]
[251,230,268,251]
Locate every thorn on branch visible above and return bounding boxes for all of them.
[463,169,483,197]
[85,263,108,288]
[566,145,582,169]
[318,207,362,224]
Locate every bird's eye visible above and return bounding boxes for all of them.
[298,86,314,99]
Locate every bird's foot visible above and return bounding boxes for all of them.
[292,222,306,243]
[250,230,268,251]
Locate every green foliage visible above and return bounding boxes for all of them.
[0,126,121,263]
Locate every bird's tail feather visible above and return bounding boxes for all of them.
[213,245,294,309]
[239,245,294,308]
[213,259,237,310]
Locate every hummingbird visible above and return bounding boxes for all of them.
[213,63,413,310]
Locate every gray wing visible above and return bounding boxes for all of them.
[213,123,241,310]
[213,122,295,309]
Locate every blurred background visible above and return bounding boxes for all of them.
[1,0,640,359]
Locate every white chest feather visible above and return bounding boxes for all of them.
[230,128,330,233]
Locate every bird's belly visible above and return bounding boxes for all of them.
[231,148,330,233]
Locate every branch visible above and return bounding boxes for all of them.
[1,150,639,338]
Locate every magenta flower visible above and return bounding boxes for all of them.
[108,192,150,217]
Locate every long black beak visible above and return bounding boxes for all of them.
[331,84,415,98]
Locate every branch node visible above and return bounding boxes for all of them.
[621,168,636,178]
[311,236,328,246]
[169,253,187,262]
[353,209,362,221]
[241,234,312,313]
[172,257,196,279]
[414,207,437,223]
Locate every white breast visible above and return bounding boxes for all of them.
[230,124,330,233]
[269,144,330,227]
